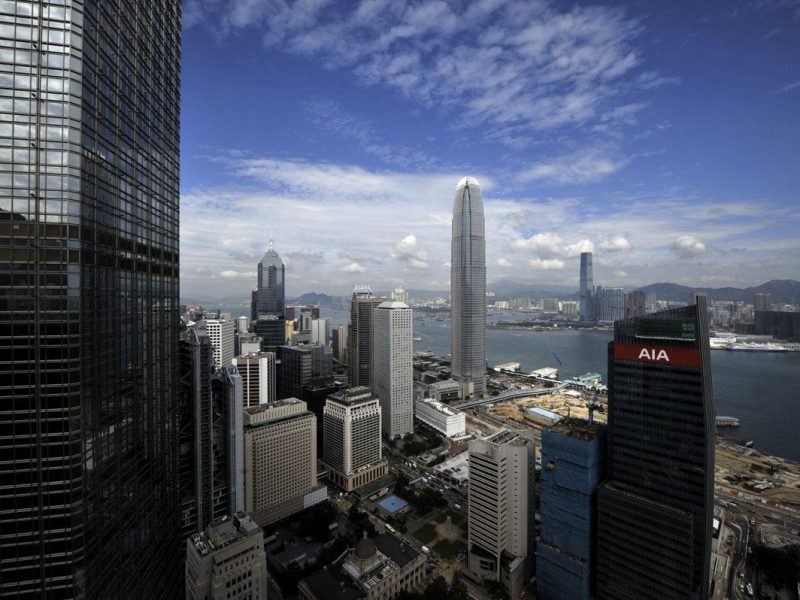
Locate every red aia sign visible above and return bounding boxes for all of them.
[614,342,701,368]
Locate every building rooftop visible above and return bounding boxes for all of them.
[550,417,606,441]
[377,301,409,310]
[243,398,309,426]
[190,513,261,558]
[300,567,361,600]
[417,397,460,417]
[328,386,376,406]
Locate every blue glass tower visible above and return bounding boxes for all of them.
[537,419,606,600]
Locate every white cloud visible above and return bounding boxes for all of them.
[671,235,707,257]
[519,149,628,185]
[196,1,651,145]
[341,262,366,273]
[599,234,632,252]
[528,258,565,270]
[390,234,430,269]
[179,155,799,298]
[564,239,595,258]
[513,232,562,258]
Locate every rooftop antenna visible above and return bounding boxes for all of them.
[268,234,274,250]
[586,390,604,425]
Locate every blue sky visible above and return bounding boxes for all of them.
[180,0,800,299]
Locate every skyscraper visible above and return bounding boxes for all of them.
[206,317,236,369]
[233,352,277,408]
[624,290,646,319]
[373,301,414,438]
[451,176,487,397]
[754,292,772,313]
[536,419,606,600]
[595,286,625,323]
[257,243,285,317]
[0,2,181,596]
[347,287,385,388]
[243,399,327,526]
[596,299,714,600]
[579,252,594,321]
[322,387,388,491]
[467,431,535,599]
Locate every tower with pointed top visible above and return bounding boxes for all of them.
[451,176,487,397]
[257,243,285,318]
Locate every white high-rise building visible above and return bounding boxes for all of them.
[310,317,330,346]
[185,513,267,600]
[451,177,486,397]
[414,398,465,437]
[236,315,249,334]
[322,387,388,492]
[232,352,276,408]
[468,430,535,600]
[373,301,414,438]
[205,318,235,369]
[391,286,410,304]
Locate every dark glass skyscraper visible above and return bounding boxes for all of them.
[257,245,285,317]
[579,251,593,321]
[596,298,714,600]
[0,2,181,597]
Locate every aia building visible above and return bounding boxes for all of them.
[596,298,714,600]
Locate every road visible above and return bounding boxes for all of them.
[455,383,567,410]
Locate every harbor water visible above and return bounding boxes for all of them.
[323,308,800,462]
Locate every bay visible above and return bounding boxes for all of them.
[323,308,800,462]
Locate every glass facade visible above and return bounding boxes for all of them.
[596,299,714,600]
[0,1,181,597]
[256,247,284,317]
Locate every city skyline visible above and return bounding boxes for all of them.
[181,1,799,297]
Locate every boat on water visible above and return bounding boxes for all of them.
[728,342,788,352]
[715,416,740,427]
[412,336,422,341]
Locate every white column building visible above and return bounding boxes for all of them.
[468,430,535,599]
[205,318,235,369]
[373,301,414,439]
[232,352,276,408]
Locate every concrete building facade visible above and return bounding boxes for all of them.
[206,318,236,369]
[373,301,414,438]
[243,399,327,526]
[233,352,277,408]
[347,288,386,388]
[414,398,466,437]
[185,513,268,600]
[323,387,388,491]
[467,431,535,599]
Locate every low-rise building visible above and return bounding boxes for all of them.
[298,533,426,600]
[185,513,268,600]
[414,398,466,438]
[427,379,461,403]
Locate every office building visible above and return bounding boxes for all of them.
[391,286,410,304]
[536,419,606,600]
[0,2,181,596]
[347,287,386,388]
[298,533,426,600]
[214,366,246,517]
[257,242,285,317]
[594,287,625,323]
[467,431,535,599]
[206,318,236,369]
[428,379,462,403]
[596,299,714,600]
[253,314,287,353]
[251,290,259,323]
[754,310,800,341]
[414,398,466,437]
[373,301,414,438]
[243,399,327,526]
[179,325,244,539]
[310,317,330,346]
[233,352,277,408]
[332,325,348,363]
[236,332,263,357]
[754,292,772,313]
[624,290,646,319]
[561,300,579,317]
[451,176,487,397]
[277,343,333,400]
[323,387,388,491]
[579,252,594,321]
[185,513,268,600]
[542,298,560,313]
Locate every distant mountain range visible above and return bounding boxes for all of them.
[181,279,800,309]
[633,279,800,304]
